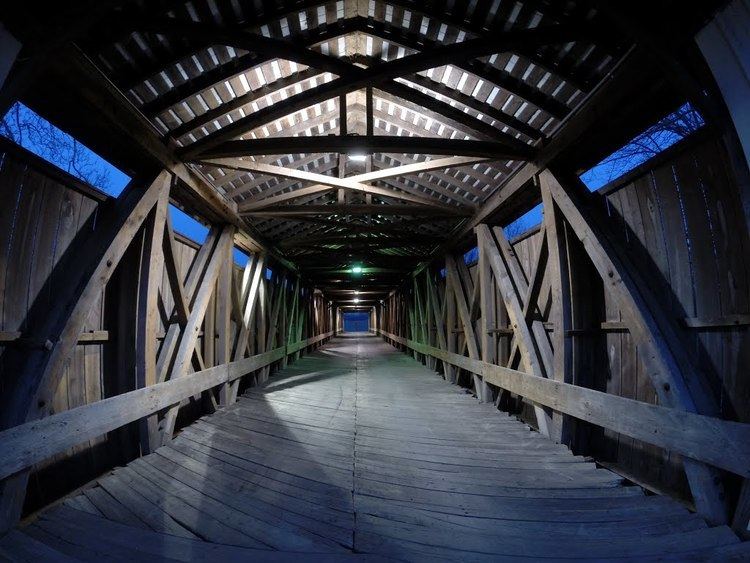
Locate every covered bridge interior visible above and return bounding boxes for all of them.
[0,0,750,560]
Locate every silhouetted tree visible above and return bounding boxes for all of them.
[594,103,704,184]
[1,103,112,190]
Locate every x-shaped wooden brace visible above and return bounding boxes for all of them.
[476,224,553,437]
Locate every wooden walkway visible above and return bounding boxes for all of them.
[2,335,747,561]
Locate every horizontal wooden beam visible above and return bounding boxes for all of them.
[233,155,484,212]
[202,158,463,211]
[195,136,535,161]
[280,234,441,248]
[0,332,334,481]
[245,204,472,217]
[376,330,750,479]
[0,330,110,346]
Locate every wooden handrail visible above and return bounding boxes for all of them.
[377,329,750,479]
[0,332,333,481]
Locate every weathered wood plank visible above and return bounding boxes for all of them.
[377,329,750,478]
[0,332,332,480]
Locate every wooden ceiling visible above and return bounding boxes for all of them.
[8,0,655,295]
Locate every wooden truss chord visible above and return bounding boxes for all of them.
[540,169,728,524]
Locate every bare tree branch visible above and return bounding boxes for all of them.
[1,103,112,191]
[595,104,704,183]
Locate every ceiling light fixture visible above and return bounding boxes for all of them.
[348,153,367,162]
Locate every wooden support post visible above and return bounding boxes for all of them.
[263,273,286,382]
[135,183,170,454]
[407,288,417,360]
[541,169,728,524]
[247,275,267,391]
[216,242,233,407]
[284,277,301,367]
[541,183,575,445]
[476,224,552,437]
[423,273,436,371]
[294,285,305,360]
[232,253,266,362]
[444,263,458,384]
[477,231,496,403]
[425,273,447,353]
[446,255,483,394]
[157,225,219,383]
[413,275,427,363]
[425,272,449,378]
[158,225,235,444]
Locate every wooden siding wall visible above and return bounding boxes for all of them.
[593,130,748,499]
[0,141,332,515]
[0,145,111,512]
[381,130,750,506]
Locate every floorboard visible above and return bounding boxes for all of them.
[4,334,745,560]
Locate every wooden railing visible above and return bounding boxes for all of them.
[377,329,750,479]
[0,332,333,481]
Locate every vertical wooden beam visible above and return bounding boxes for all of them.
[280,280,288,345]
[541,184,574,445]
[263,273,286,381]
[204,290,216,366]
[156,225,220,383]
[425,274,447,349]
[158,225,235,444]
[541,169,728,524]
[294,285,306,360]
[476,224,552,437]
[248,274,267,391]
[446,255,483,395]
[476,230,496,403]
[444,264,458,384]
[285,277,300,347]
[216,244,233,406]
[232,253,266,361]
[423,276,435,370]
[413,275,427,363]
[134,183,170,454]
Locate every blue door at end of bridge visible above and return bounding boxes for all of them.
[343,312,369,332]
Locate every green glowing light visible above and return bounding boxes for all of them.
[351,265,363,274]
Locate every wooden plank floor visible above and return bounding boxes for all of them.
[3,334,748,561]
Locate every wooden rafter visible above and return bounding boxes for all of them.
[202,158,467,211]
[178,23,579,158]
[195,136,536,160]
[246,203,472,217]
